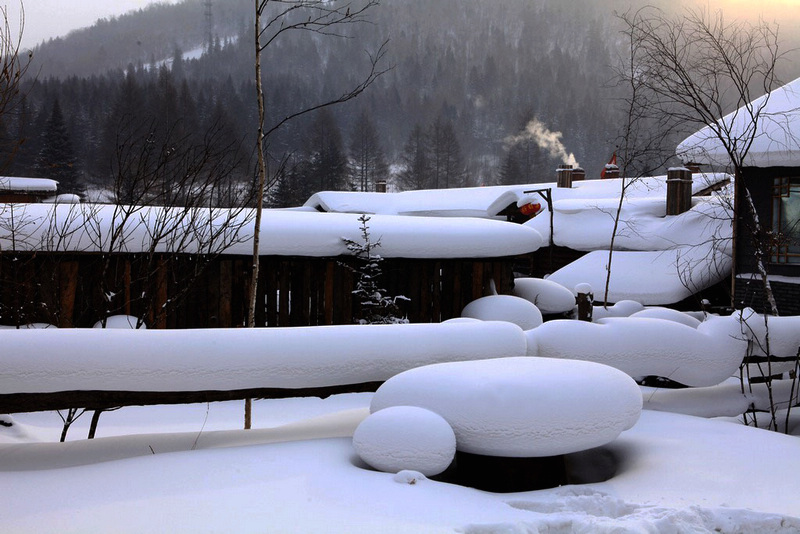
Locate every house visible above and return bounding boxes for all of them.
[305,170,733,309]
[677,76,800,315]
[0,203,542,328]
[0,177,58,203]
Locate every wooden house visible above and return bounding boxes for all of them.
[0,177,58,203]
[677,76,800,315]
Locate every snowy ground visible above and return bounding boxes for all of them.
[3,394,800,533]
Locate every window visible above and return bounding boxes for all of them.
[772,177,800,263]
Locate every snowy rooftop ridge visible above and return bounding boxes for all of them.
[0,177,59,193]
[306,173,730,219]
[0,203,543,259]
[677,76,800,168]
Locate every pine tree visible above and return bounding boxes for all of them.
[343,214,408,325]
[307,109,349,193]
[35,99,81,194]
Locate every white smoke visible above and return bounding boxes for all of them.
[504,118,579,168]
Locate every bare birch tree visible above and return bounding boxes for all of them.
[246,0,388,428]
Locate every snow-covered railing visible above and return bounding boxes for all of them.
[0,322,527,412]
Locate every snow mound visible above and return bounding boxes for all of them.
[92,315,146,329]
[461,295,543,330]
[527,314,748,387]
[740,311,800,357]
[371,357,642,457]
[511,278,576,314]
[0,322,528,394]
[353,406,456,476]
[630,307,701,328]
[592,300,645,320]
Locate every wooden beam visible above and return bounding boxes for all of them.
[0,381,384,413]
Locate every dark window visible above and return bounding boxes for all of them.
[772,176,800,263]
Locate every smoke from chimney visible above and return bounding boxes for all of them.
[504,118,579,168]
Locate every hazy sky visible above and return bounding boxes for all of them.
[3,0,799,50]
[3,1,179,49]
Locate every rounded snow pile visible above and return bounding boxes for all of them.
[630,307,701,328]
[353,406,456,476]
[512,278,576,314]
[526,314,748,387]
[92,315,146,329]
[371,357,642,457]
[461,295,543,330]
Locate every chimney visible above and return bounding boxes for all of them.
[602,164,619,179]
[685,161,702,173]
[556,164,573,188]
[375,180,387,193]
[572,166,585,182]
[666,167,693,215]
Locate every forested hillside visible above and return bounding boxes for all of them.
[6,0,795,204]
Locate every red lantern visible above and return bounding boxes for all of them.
[519,202,542,217]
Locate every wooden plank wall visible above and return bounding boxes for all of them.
[0,253,516,328]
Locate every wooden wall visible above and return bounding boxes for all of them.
[0,252,516,328]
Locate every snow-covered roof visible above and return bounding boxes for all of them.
[0,177,58,193]
[0,203,543,259]
[676,76,800,168]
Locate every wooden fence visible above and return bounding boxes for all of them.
[0,252,516,328]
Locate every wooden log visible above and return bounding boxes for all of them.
[0,381,384,414]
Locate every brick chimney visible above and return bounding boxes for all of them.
[556,164,573,188]
[666,167,693,215]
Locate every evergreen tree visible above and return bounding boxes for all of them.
[397,124,430,191]
[348,110,388,192]
[35,99,81,194]
[428,115,465,189]
[343,214,408,325]
[306,109,349,193]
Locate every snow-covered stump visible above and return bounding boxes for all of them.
[368,357,642,492]
[0,322,527,412]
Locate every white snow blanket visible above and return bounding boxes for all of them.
[0,322,528,394]
[677,76,800,167]
[0,176,58,192]
[371,357,642,457]
[0,203,543,259]
[546,244,732,305]
[523,174,732,250]
[739,310,800,357]
[526,315,748,387]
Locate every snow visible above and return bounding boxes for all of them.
[740,310,800,357]
[92,315,145,329]
[0,176,58,192]
[630,307,703,328]
[0,203,542,259]
[353,406,456,476]
[547,243,732,305]
[3,400,800,532]
[526,314,748,387]
[677,76,800,168]
[370,357,642,457]
[511,277,576,314]
[460,294,543,330]
[0,322,528,394]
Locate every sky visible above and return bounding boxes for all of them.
[2,0,180,49]
[2,0,799,50]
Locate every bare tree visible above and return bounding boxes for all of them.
[0,3,31,173]
[246,0,388,428]
[618,7,797,432]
